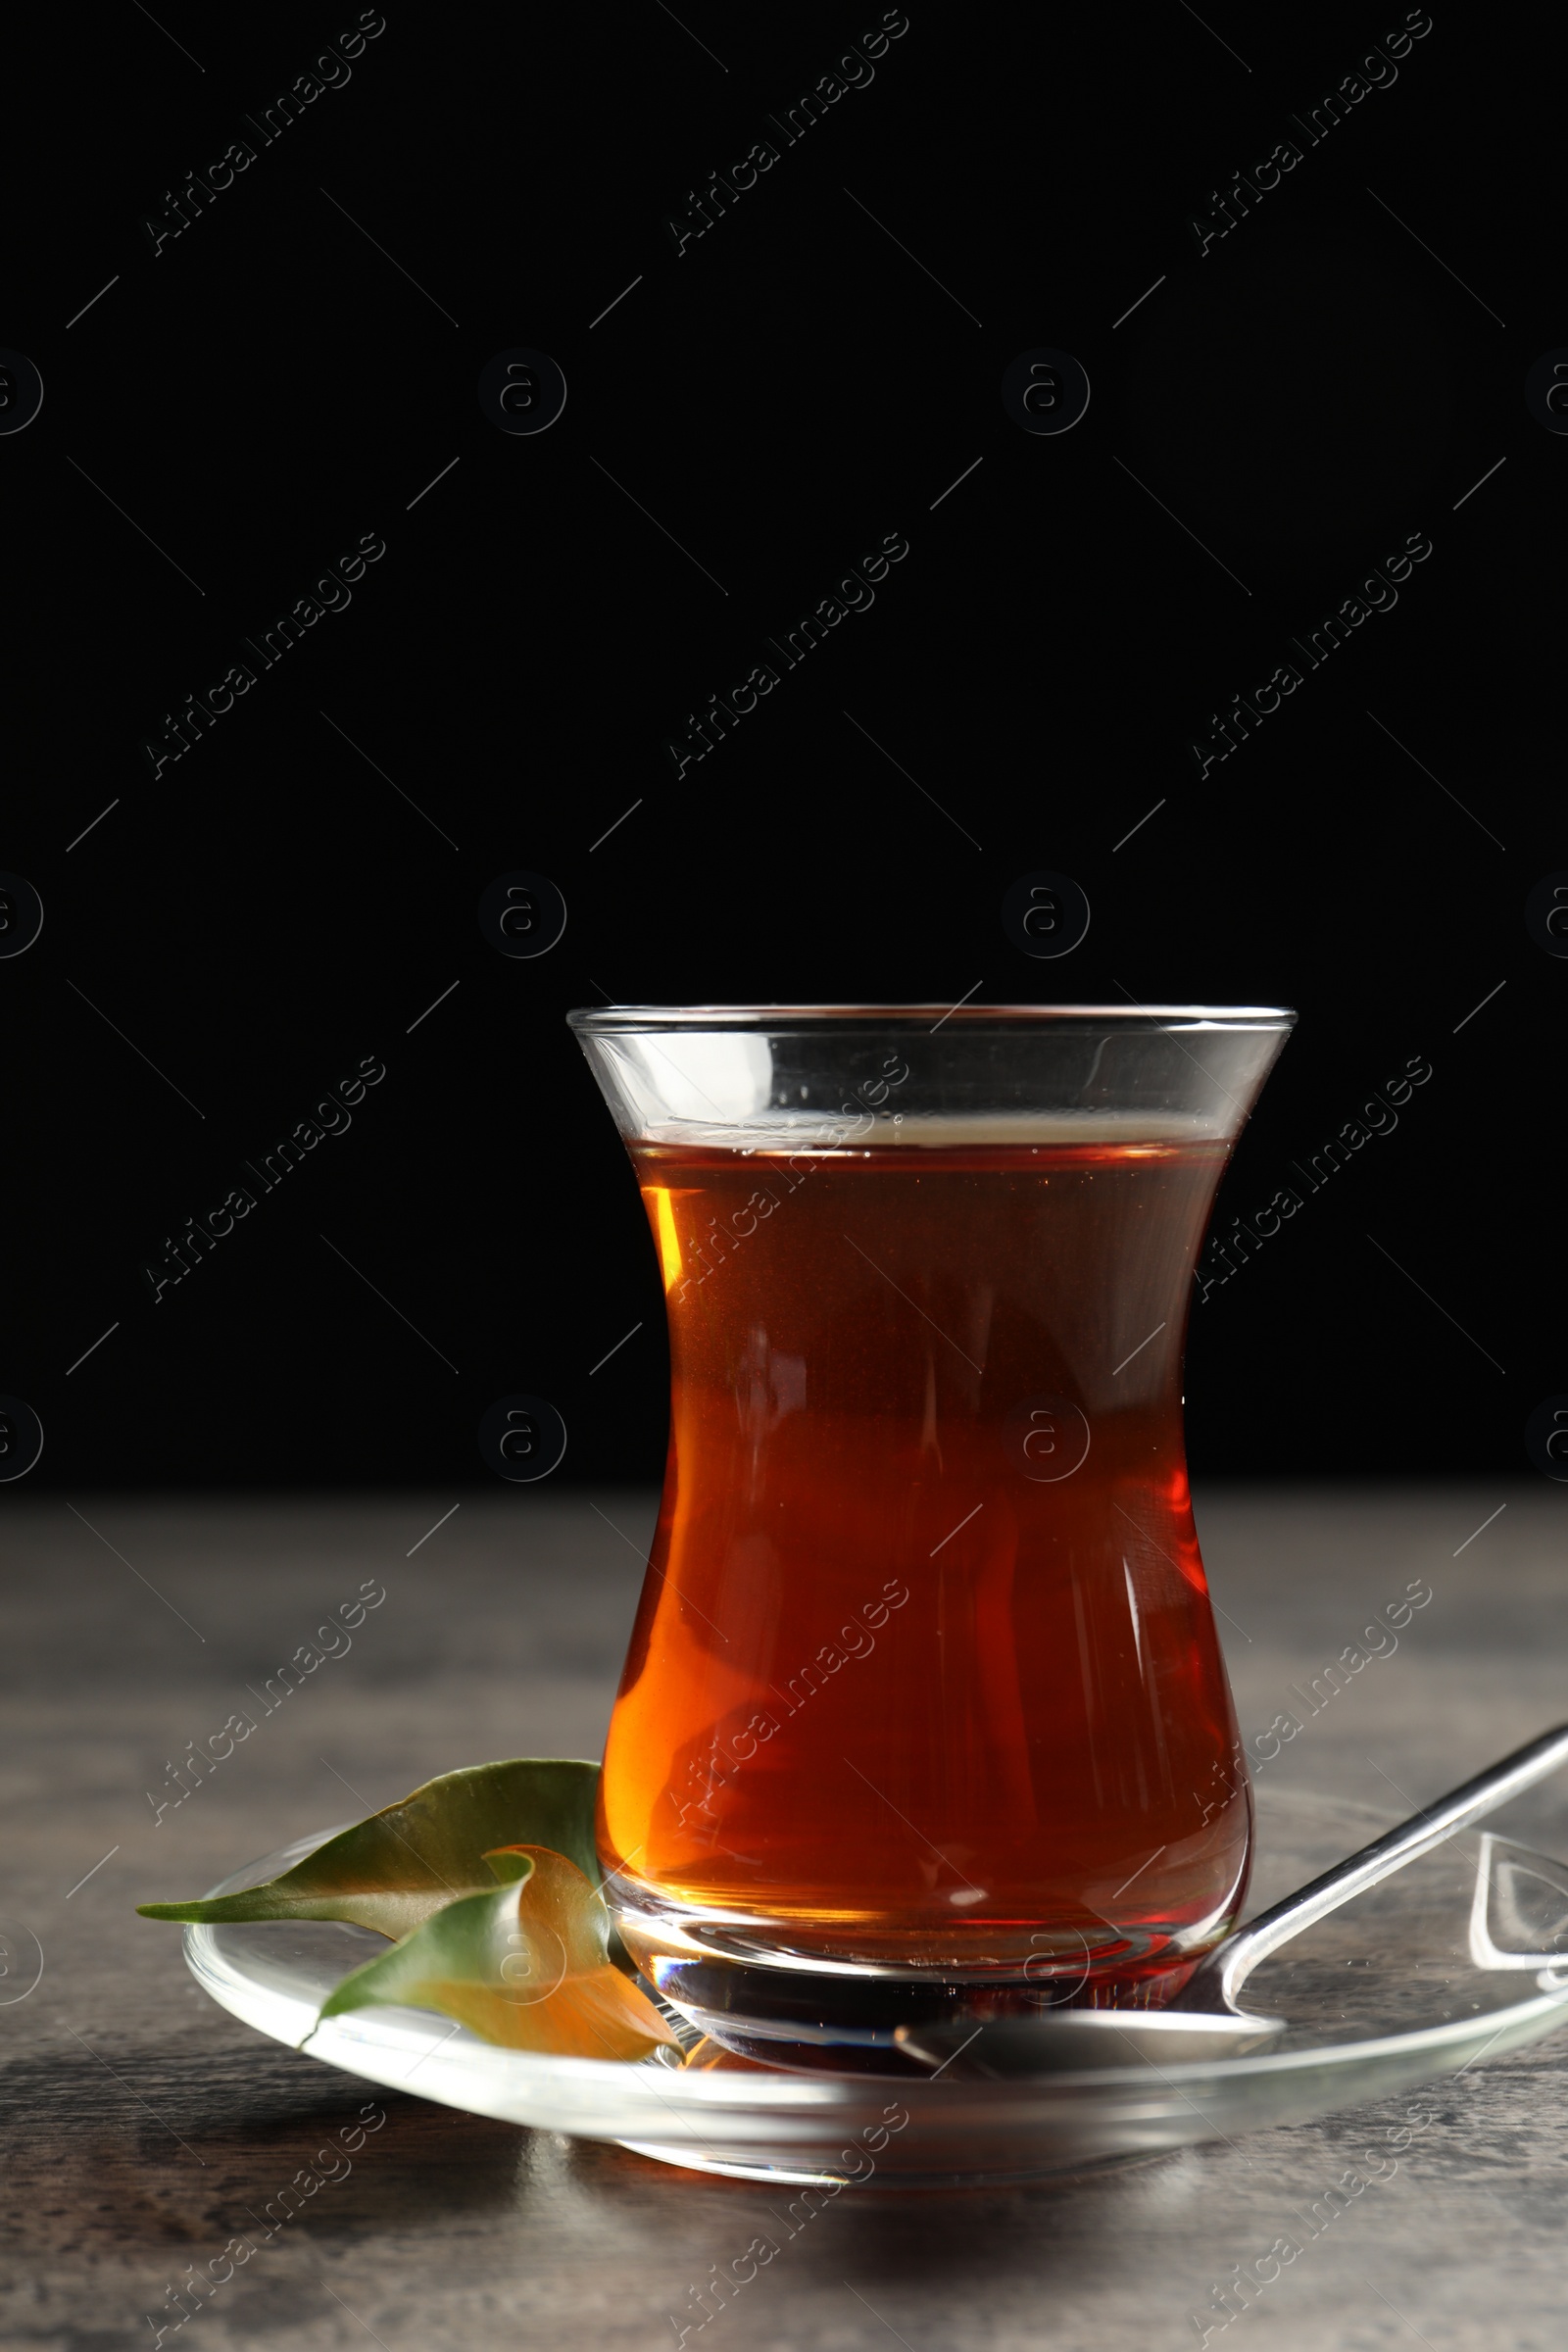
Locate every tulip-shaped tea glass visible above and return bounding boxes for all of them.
[568,1004,1294,2050]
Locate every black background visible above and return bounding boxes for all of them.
[3,0,1558,1491]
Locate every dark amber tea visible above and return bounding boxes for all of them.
[569,1005,1293,2029]
[597,1135,1247,1989]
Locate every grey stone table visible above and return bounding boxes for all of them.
[2,1485,1566,2351]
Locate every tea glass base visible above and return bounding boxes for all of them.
[607,1875,1202,2064]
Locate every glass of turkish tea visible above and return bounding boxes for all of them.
[568,1003,1294,2051]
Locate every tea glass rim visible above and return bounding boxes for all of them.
[566,1003,1298,1034]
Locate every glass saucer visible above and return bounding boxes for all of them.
[180,1786,1568,2186]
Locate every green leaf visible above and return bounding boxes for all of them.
[314,1844,678,2060]
[136,1758,601,1940]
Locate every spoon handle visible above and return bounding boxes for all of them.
[1192,1721,1568,2013]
